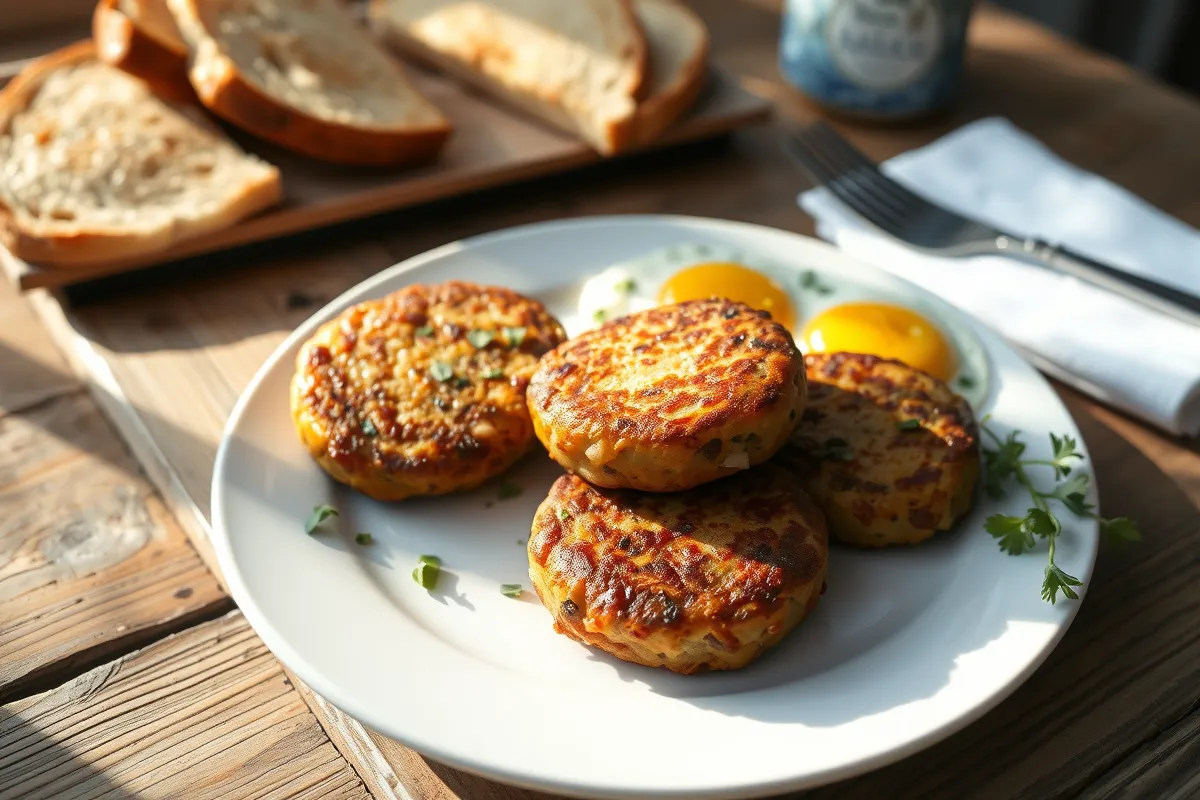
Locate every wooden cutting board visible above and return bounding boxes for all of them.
[2,64,770,292]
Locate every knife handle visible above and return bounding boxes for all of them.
[1015,237,1200,327]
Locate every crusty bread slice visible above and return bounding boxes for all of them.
[93,0,194,103]
[616,0,708,148]
[369,0,648,155]
[0,41,282,267]
[166,0,452,166]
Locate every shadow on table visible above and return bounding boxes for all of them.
[0,708,136,800]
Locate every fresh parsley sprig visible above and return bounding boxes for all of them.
[981,419,1141,603]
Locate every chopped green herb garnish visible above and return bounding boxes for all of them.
[956,374,976,390]
[502,326,526,347]
[799,270,834,295]
[614,278,637,294]
[453,376,471,389]
[414,325,434,337]
[429,361,453,382]
[355,532,374,546]
[557,507,570,522]
[304,505,338,534]
[592,309,607,324]
[806,436,854,461]
[467,329,493,349]
[412,555,441,589]
[482,367,505,379]
[498,481,522,500]
[501,584,523,598]
[982,422,1142,603]
[896,418,921,431]
[360,417,378,437]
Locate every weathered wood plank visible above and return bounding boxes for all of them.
[1079,704,1200,799]
[366,733,562,800]
[0,388,230,703]
[0,611,369,800]
[0,288,77,417]
[288,675,425,800]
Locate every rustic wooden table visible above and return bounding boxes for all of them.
[4,3,1200,798]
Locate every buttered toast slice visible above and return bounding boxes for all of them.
[93,0,193,102]
[0,41,281,267]
[167,0,452,165]
[619,0,708,148]
[369,0,647,155]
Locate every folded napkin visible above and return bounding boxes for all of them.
[799,116,1200,436]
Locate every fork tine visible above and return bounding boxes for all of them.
[806,124,934,212]
[792,129,909,235]
[804,129,915,217]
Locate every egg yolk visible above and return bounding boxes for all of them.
[800,302,956,381]
[657,262,796,330]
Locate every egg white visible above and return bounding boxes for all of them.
[561,242,991,410]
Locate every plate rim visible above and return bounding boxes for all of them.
[211,214,1099,799]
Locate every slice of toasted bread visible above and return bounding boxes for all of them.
[0,41,282,267]
[93,0,194,102]
[167,0,452,166]
[369,0,647,155]
[616,0,708,148]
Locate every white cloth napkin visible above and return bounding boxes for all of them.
[799,116,1200,436]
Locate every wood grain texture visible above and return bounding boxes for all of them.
[1,66,769,291]
[0,287,76,416]
[1079,705,1200,799]
[0,611,369,800]
[0,391,230,703]
[16,2,1200,799]
[0,278,228,703]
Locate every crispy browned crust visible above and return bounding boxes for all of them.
[177,0,452,166]
[93,0,195,103]
[529,298,805,492]
[617,0,709,147]
[290,281,567,501]
[528,467,828,674]
[617,0,651,101]
[775,352,980,547]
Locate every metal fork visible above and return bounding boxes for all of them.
[785,122,1200,327]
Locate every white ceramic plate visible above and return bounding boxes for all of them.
[211,216,1098,799]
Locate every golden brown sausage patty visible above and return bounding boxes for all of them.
[290,281,567,501]
[528,466,828,674]
[776,352,980,547]
[528,298,805,492]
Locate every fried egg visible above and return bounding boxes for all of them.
[567,243,988,407]
[657,262,796,330]
[800,302,956,382]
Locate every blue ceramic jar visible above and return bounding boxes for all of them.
[779,0,975,120]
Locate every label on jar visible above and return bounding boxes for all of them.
[779,0,973,118]
[826,0,943,90]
